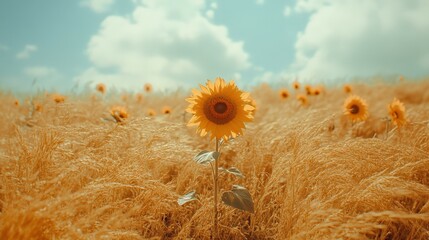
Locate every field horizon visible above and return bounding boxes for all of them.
[1,79,429,239]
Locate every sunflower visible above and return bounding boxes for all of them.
[34,103,43,112]
[343,95,368,122]
[121,94,128,102]
[14,100,19,107]
[147,108,156,117]
[388,98,407,127]
[296,94,308,106]
[305,85,313,95]
[52,94,65,103]
[96,83,106,94]
[293,80,300,90]
[343,84,352,94]
[186,77,254,140]
[313,88,321,96]
[135,93,144,103]
[144,83,153,93]
[279,89,289,99]
[162,106,172,114]
[110,106,128,123]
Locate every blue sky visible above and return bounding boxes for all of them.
[1,0,428,93]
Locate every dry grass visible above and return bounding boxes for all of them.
[1,79,429,239]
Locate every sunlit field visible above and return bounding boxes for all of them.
[1,78,429,239]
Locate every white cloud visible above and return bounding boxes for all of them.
[283,6,292,16]
[256,0,265,5]
[210,2,218,9]
[16,44,38,59]
[76,0,250,90]
[289,0,429,80]
[294,0,330,13]
[206,10,214,19]
[23,66,71,90]
[80,0,115,13]
[24,66,62,79]
[251,70,299,87]
[0,66,66,93]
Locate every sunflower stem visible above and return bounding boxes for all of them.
[385,119,390,140]
[213,138,219,239]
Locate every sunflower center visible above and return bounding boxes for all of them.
[204,96,237,125]
[214,102,227,114]
[282,92,288,98]
[350,104,359,114]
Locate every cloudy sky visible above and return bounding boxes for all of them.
[1,0,428,93]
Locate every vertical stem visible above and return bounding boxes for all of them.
[385,119,390,140]
[213,139,219,239]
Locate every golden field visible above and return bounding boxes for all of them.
[1,79,429,239]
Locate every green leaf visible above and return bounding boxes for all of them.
[219,167,245,178]
[221,185,254,213]
[194,151,220,165]
[101,117,115,123]
[177,190,197,206]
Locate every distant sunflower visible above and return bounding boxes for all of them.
[388,98,407,127]
[110,106,128,123]
[52,94,65,103]
[34,103,43,112]
[313,88,321,96]
[279,89,289,99]
[136,93,144,103]
[343,84,352,94]
[162,106,172,115]
[96,83,106,94]
[186,77,254,140]
[296,94,308,106]
[121,94,128,102]
[305,85,313,95]
[293,80,300,90]
[144,83,153,93]
[14,100,19,107]
[147,108,156,117]
[343,95,368,122]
